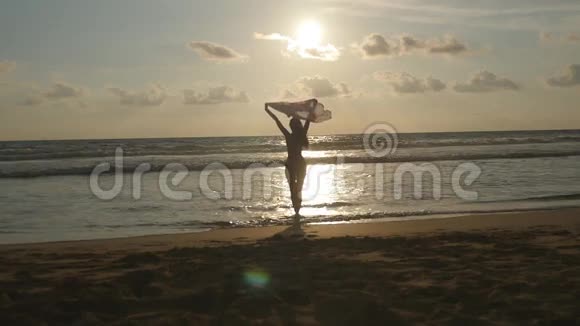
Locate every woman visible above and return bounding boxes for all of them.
[265,105,310,216]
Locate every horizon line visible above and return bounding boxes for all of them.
[1,127,579,143]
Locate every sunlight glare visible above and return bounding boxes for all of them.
[301,164,335,204]
[296,20,322,48]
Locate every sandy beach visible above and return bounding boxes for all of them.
[1,209,579,325]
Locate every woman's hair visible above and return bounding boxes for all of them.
[289,118,309,149]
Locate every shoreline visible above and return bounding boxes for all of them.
[2,205,580,247]
[2,207,579,252]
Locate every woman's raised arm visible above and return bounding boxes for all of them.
[265,104,289,137]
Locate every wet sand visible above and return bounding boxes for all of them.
[1,209,579,325]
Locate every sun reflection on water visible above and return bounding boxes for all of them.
[300,164,339,216]
[302,150,332,158]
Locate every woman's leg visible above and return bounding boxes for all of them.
[285,162,301,215]
[294,160,307,215]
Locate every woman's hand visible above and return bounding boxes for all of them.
[265,103,289,136]
[265,105,276,118]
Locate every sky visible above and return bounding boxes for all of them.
[0,0,579,140]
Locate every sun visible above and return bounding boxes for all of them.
[296,20,322,48]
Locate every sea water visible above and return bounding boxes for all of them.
[1,130,580,243]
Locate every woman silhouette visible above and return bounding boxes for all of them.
[265,104,310,217]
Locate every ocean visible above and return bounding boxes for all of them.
[1,129,580,244]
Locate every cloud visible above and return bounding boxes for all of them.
[188,41,247,62]
[280,89,298,99]
[357,34,396,57]
[17,82,85,106]
[44,82,84,99]
[0,80,88,110]
[374,72,446,94]
[290,75,351,98]
[540,32,580,43]
[108,85,166,106]
[454,71,520,93]
[399,35,425,52]
[545,64,580,87]
[183,86,249,105]
[540,31,556,42]
[427,36,468,54]
[254,32,341,61]
[567,33,580,42]
[0,61,15,74]
[22,96,43,106]
[355,33,469,58]
[254,32,288,41]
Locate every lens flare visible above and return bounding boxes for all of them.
[243,269,270,288]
